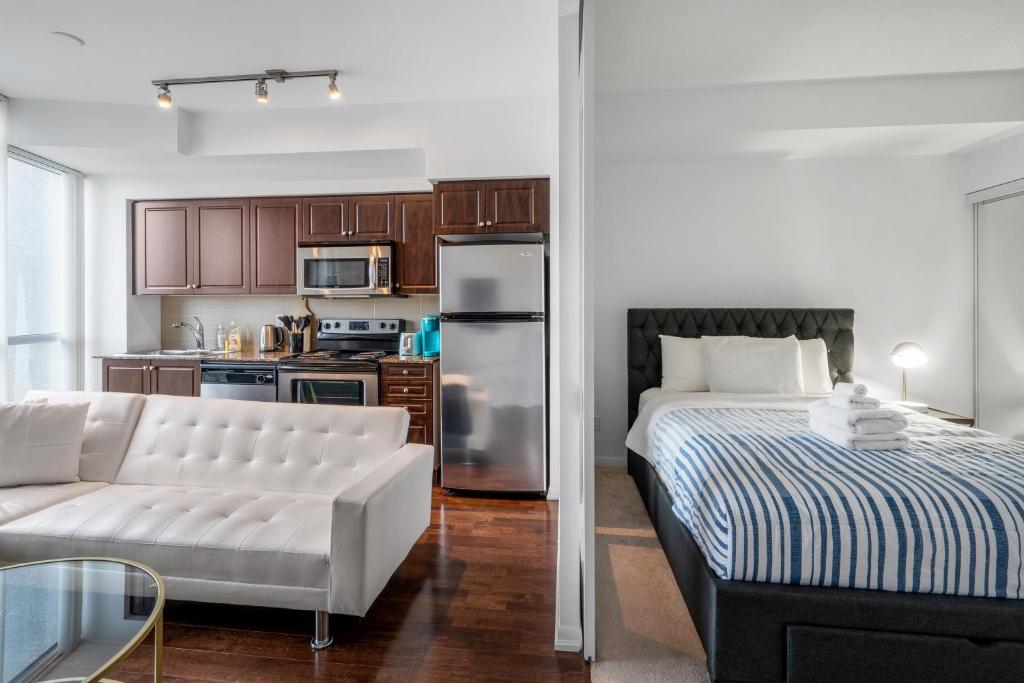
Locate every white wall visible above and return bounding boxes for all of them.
[957,127,1024,194]
[593,156,974,466]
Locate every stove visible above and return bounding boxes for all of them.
[277,318,404,404]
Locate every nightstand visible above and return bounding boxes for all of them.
[924,408,975,427]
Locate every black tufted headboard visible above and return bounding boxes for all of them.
[627,308,854,425]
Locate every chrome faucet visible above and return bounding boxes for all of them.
[172,316,205,350]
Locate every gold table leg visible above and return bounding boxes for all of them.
[153,612,163,682]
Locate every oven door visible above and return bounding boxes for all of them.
[297,245,392,297]
[276,370,380,406]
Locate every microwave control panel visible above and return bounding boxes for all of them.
[376,257,390,288]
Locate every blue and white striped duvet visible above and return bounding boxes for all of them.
[644,402,1024,599]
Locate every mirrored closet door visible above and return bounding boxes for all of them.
[977,190,1024,439]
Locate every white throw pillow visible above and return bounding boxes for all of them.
[703,335,805,394]
[799,338,833,395]
[0,400,88,487]
[660,335,708,391]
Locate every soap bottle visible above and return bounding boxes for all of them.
[228,321,241,352]
[216,323,226,351]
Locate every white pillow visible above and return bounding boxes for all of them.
[660,335,708,391]
[703,335,805,394]
[0,400,88,487]
[799,338,833,395]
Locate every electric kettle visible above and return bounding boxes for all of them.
[259,325,285,352]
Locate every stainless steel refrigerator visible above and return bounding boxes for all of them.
[439,240,547,493]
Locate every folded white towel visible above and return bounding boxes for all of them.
[827,394,881,410]
[834,382,868,397]
[809,400,909,434]
[810,419,910,451]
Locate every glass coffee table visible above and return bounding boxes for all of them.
[0,558,164,683]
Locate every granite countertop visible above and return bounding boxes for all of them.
[380,354,440,364]
[95,350,292,363]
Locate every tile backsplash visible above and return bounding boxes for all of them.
[161,295,440,350]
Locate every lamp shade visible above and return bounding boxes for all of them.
[891,342,928,369]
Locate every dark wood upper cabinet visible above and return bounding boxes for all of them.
[194,199,249,294]
[484,179,549,233]
[300,196,350,244]
[251,198,299,294]
[395,193,437,294]
[351,194,396,240]
[434,182,486,234]
[433,179,549,234]
[134,201,193,295]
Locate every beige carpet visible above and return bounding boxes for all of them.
[592,467,710,683]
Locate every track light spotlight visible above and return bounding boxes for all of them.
[156,85,172,109]
[255,79,269,103]
[327,74,341,101]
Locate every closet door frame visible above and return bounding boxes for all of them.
[968,178,1024,429]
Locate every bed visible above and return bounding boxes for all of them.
[625,308,1024,682]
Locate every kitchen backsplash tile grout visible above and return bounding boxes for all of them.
[160,295,440,349]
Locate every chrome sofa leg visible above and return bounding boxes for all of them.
[311,610,334,650]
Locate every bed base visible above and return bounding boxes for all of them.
[628,449,1024,682]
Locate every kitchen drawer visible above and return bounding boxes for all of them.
[386,400,432,417]
[382,363,431,380]
[383,382,431,399]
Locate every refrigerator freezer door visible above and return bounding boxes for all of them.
[440,243,544,314]
[440,320,546,492]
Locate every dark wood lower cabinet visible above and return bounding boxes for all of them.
[102,359,149,394]
[102,359,200,397]
[380,360,441,469]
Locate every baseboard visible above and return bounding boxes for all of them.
[554,624,583,651]
[595,455,626,468]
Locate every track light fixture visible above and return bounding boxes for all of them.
[156,85,172,109]
[152,69,341,109]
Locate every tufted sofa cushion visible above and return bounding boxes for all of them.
[115,395,410,495]
[26,390,145,483]
[627,308,855,425]
[0,481,107,525]
[0,484,331,589]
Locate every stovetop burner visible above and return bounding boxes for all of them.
[283,349,388,364]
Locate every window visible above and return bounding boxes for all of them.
[5,150,79,400]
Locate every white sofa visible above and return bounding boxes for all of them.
[0,391,434,648]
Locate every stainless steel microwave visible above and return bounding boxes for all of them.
[296,244,393,297]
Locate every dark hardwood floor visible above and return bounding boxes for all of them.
[110,488,589,682]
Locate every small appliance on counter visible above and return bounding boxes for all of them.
[420,314,440,357]
[259,325,285,352]
[400,331,422,357]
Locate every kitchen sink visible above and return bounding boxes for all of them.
[157,349,228,356]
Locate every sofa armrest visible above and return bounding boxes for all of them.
[328,443,434,616]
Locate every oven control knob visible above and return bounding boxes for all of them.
[334,322,341,329]
[379,322,386,329]
[389,323,396,329]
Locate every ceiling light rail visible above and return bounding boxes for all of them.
[152,69,341,108]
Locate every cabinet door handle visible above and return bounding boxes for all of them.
[486,221,493,226]
[403,387,410,394]
[402,369,410,375]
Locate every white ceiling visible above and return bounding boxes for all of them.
[597,0,1024,91]
[0,0,557,110]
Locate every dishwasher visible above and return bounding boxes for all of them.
[200,363,277,402]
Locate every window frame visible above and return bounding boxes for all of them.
[5,146,84,400]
